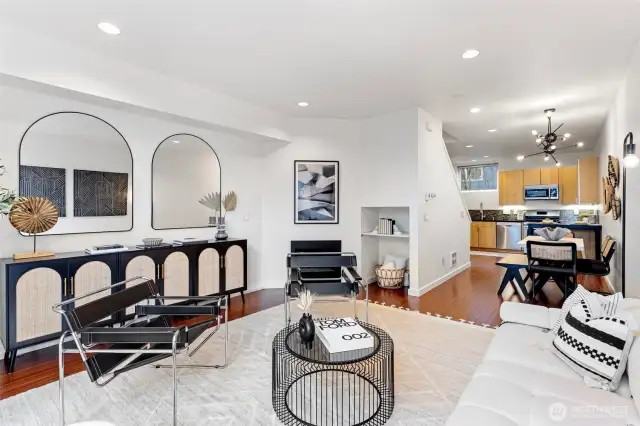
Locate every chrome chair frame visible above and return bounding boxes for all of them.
[53,276,228,426]
[284,251,368,325]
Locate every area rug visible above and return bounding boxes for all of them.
[0,302,495,425]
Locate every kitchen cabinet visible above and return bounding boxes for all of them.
[1,239,248,373]
[578,156,600,204]
[559,165,579,205]
[499,170,524,205]
[523,169,541,186]
[470,222,496,249]
[540,168,559,185]
[470,223,479,247]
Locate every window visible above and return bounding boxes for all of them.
[458,163,498,191]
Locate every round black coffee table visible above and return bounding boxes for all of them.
[272,319,394,425]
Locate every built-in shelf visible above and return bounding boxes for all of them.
[361,232,409,239]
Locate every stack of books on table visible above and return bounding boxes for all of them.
[314,317,374,361]
[173,237,208,246]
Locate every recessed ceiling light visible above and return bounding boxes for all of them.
[577,141,584,147]
[471,159,477,162]
[470,107,481,114]
[172,140,181,144]
[517,155,525,161]
[488,129,497,133]
[483,155,489,158]
[532,130,538,135]
[564,133,571,138]
[465,145,474,148]
[98,22,121,35]
[462,49,480,59]
[297,101,309,107]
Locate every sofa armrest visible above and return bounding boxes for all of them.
[500,302,552,329]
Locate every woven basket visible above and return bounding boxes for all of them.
[374,265,405,289]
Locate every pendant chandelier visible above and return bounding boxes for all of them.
[517,108,583,166]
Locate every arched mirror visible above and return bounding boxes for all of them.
[18,112,133,235]
[152,134,221,229]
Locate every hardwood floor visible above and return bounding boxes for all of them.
[0,254,609,400]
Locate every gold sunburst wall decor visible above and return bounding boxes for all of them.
[9,196,58,259]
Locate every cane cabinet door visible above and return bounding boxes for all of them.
[198,248,220,296]
[12,265,66,344]
[163,251,190,301]
[224,244,245,292]
[124,255,157,314]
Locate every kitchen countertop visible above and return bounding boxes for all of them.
[471,219,525,223]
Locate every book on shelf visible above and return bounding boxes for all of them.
[313,317,374,353]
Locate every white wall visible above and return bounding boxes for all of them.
[597,39,640,297]
[416,109,471,296]
[454,151,599,210]
[259,118,362,289]
[0,76,265,291]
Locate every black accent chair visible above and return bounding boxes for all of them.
[577,237,616,278]
[526,240,578,302]
[53,276,228,426]
[285,251,366,325]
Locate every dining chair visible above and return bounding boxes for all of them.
[526,240,578,302]
[577,237,616,278]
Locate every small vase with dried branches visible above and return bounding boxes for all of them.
[215,191,238,240]
[297,289,316,346]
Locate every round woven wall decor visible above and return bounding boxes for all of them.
[9,197,58,234]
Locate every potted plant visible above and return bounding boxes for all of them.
[216,191,237,240]
[297,289,316,347]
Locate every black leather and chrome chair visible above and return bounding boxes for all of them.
[53,276,228,426]
[577,237,616,278]
[285,251,366,325]
[527,240,578,301]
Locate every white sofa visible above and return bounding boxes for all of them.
[447,300,640,426]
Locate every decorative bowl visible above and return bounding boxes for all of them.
[142,237,163,247]
[534,227,570,241]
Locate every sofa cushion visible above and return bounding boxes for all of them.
[447,360,640,425]
[553,300,634,391]
[501,302,553,329]
[619,299,640,412]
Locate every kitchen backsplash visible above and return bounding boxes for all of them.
[468,209,599,224]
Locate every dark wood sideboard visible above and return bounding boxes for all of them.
[0,238,247,373]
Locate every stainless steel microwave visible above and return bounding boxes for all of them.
[524,184,559,200]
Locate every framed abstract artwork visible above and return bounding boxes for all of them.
[19,165,66,217]
[294,160,339,224]
[74,169,129,217]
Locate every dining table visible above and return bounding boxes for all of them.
[517,236,586,258]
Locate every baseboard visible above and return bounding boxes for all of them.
[408,261,471,297]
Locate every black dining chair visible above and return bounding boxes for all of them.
[526,240,578,302]
[577,237,616,278]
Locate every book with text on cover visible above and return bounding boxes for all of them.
[314,317,374,353]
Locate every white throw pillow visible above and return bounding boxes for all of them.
[380,261,396,270]
[596,292,624,316]
[550,285,596,334]
[383,254,408,270]
[552,301,636,391]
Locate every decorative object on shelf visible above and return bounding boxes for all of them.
[198,191,221,227]
[215,190,238,240]
[608,155,620,188]
[534,227,570,241]
[19,165,66,217]
[297,289,316,347]
[9,196,58,259]
[374,264,405,289]
[519,109,583,165]
[294,160,339,224]
[85,244,129,254]
[0,158,20,219]
[142,237,163,247]
[74,169,129,217]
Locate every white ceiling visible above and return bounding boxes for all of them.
[2,0,640,160]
